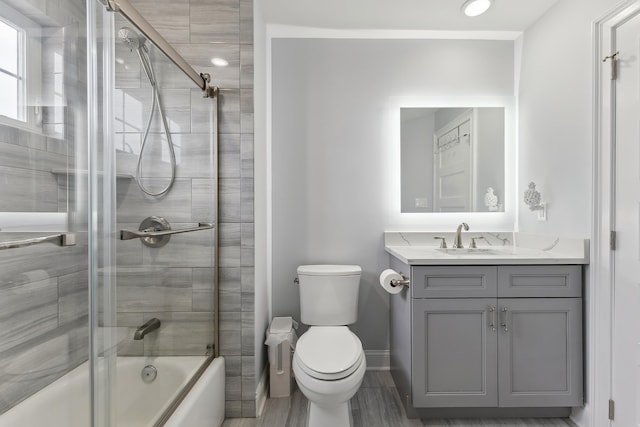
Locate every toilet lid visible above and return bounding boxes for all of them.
[295,326,364,380]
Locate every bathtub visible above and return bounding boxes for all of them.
[0,356,225,427]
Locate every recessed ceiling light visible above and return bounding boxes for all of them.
[211,57,229,67]
[462,0,492,17]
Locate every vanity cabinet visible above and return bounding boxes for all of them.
[397,264,583,411]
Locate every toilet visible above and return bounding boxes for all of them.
[292,265,366,427]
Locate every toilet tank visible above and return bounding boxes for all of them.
[297,265,362,326]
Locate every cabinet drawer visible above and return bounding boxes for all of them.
[498,265,582,298]
[411,266,497,298]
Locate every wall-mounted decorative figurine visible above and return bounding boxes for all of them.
[484,187,500,211]
[523,182,547,221]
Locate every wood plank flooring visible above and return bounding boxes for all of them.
[222,371,577,427]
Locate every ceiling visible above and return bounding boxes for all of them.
[261,0,562,32]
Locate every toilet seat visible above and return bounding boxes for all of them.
[294,326,364,381]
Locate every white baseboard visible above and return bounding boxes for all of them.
[365,350,390,371]
[255,365,269,417]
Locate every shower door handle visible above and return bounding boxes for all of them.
[0,233,76,250]
[120,216,214,248]
[120,223,215,240]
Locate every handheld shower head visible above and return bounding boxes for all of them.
[118,26,144,51]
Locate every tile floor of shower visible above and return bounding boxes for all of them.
[221,371,577,427]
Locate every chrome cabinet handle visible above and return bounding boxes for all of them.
[0,233,76,250]
[501,307,509,332]
[488,306,496,332]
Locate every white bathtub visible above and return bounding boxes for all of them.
[0,356,225,427]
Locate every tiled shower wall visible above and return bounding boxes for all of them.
[125,0,255,417]
[0,0,88,415]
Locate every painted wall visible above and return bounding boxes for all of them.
[271,38,514,352]
[517,0,615,236]
[401,110,434,213]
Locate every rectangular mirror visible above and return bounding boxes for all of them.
[401,107,505,213]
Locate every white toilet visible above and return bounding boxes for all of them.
[292,265,366,427]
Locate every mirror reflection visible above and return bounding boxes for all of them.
[401,107,505,213]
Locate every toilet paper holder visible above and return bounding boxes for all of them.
[390,273,410,288]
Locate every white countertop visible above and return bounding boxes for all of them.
[384,232,589,265]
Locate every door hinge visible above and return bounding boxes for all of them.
[609,399,615,420]
[610,230,616,250]
[603,51,619,80]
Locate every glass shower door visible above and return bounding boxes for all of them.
[89,2,218,426]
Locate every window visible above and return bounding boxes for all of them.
[0,17,25,122]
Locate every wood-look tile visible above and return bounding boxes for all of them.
[121,88,191,134]
[241,222,254,267]
[0,166,58,212]
[240,44,254,89]
[220,133,242,179]
[220,178,242,223]
[114,267,193,312]
[219,223,241,267]
[193,88,240,134]
[142,311,213,356]
[0,141,68,172]
[191,179,217,221]
[0,278,58,353]
[140,224,215,267]
[129,0,190,43]
[176,44,240,89]
[116,178,193,222]
[220,267,242,312]
[192,267,215,312]
[58,269,88,326]
[239,0,253,45]
[0,123,47,151]
[240,133,253,179]
[222,419,258,427]
[240,178,254,223]
[190,0,239,44]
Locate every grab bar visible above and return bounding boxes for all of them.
[119,216,214,248]
[120,223,214,240]
[0,233,76,250]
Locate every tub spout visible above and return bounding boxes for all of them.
[134,318,161,340]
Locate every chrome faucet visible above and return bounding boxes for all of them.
[134,318,161,340]
[453,222,469,248]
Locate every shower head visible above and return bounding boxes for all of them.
[118,26,145,51]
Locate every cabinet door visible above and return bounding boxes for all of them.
[412,298,498,407]
[497,298,583,407]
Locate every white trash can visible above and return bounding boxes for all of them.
[264,317,298,398]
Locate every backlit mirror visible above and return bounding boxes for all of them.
[401,107,505,213]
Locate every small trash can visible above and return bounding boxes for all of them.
[264,316,298,398]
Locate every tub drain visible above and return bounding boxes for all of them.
[141,365,157,383]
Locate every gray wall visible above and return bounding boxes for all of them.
[271,38,514,352]
[0,0,88,415]
[128,0,256,418]
[401,110,434,213]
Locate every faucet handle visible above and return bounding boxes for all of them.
[433,237,447,248]
[469,236,487,248]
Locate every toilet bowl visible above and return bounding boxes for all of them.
[293,326,366,427]
[293,264,364,426]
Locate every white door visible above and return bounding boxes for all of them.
[612,10,640,427]
[433,112,472,212]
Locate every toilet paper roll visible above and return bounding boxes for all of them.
[379,269,405,294]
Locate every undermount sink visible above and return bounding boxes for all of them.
[436,248,500,255]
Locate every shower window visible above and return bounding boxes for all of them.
[0,17,25,121]
[0,2,41,129]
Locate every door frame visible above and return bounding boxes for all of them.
[592,2,640,427]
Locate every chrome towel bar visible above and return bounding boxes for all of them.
[0,233,76,250]
[120,216,214,248]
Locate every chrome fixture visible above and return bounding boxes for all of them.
[469,236,482,248]
[0,233,76,251]
[462,0,492,17]
[120,216,215,248]
[118,26,177,197]
[106,0,218,97]
[453,222,469,248]
[523,182,547,221]
[433,236,447,248]
[390,273,411,289]
[141,365,158,383]
[134,317,161,340]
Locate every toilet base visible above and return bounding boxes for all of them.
[307,400,353,427]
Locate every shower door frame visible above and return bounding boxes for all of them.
[88,1,221,425]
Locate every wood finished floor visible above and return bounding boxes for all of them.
[222,371,577,427]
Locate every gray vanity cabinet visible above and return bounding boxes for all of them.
[407,265,583,409]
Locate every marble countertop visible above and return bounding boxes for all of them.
[385,232,589,265]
